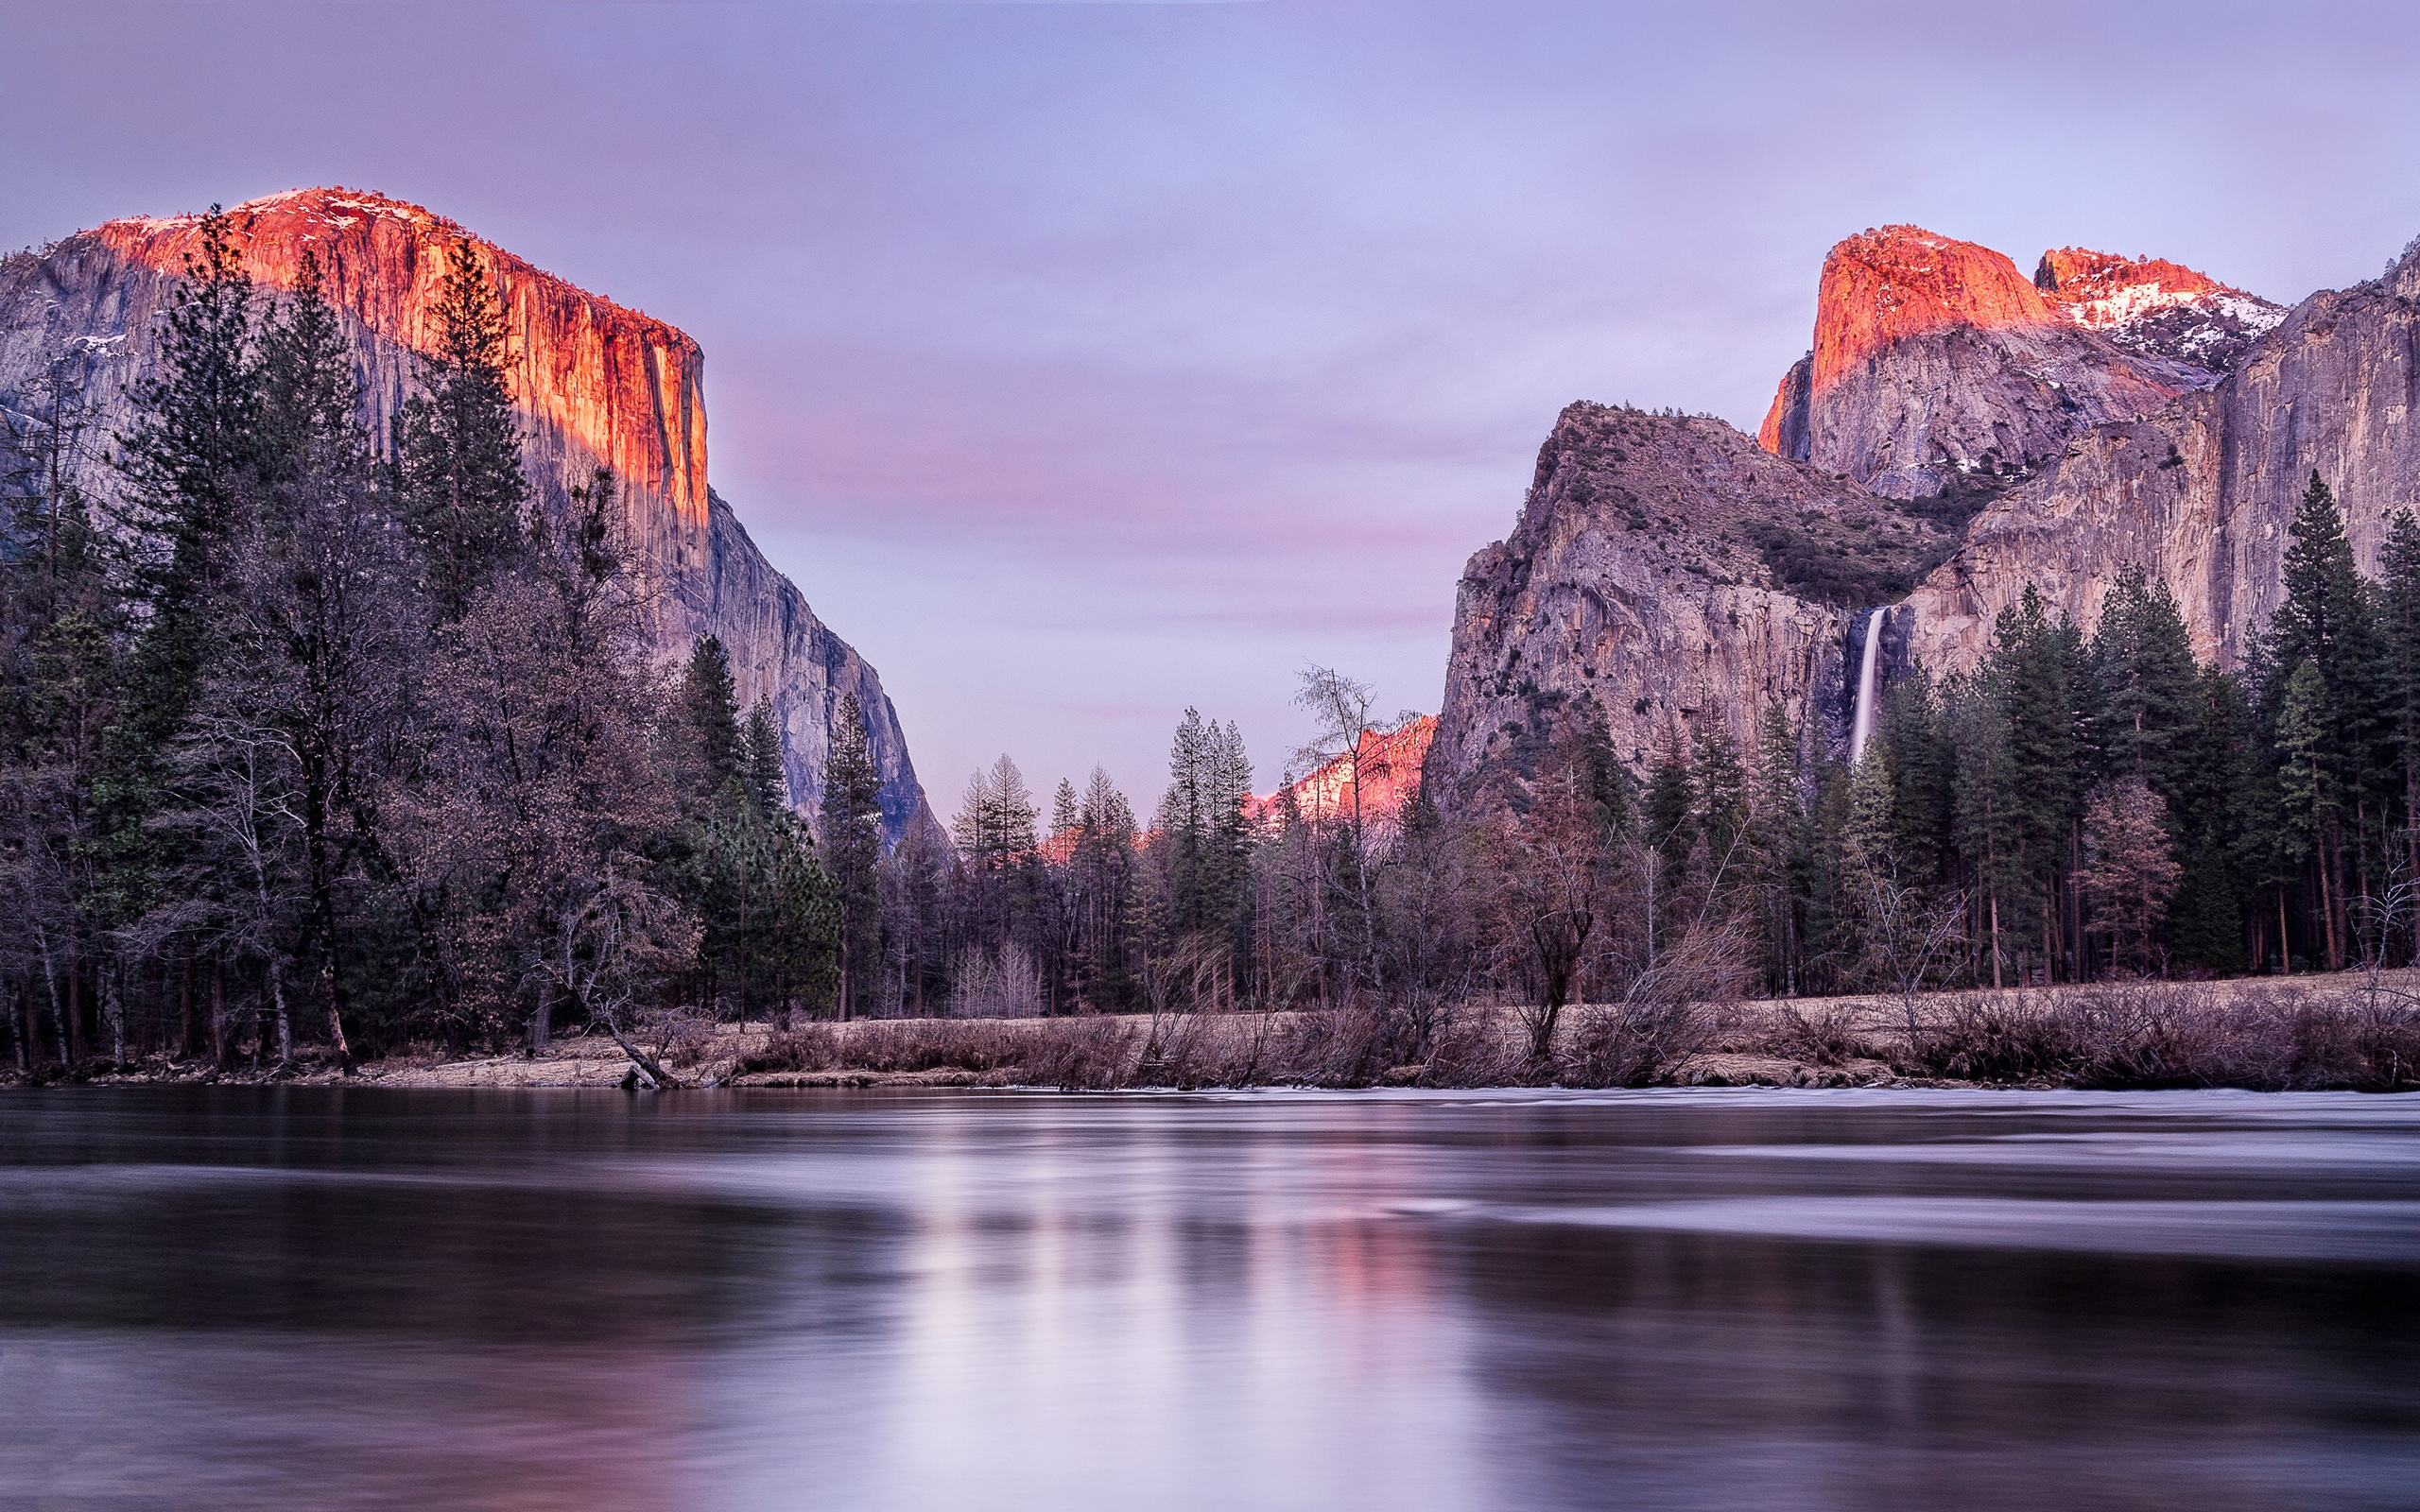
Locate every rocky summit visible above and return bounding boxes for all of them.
[0,188,931,841]
[1430,222,2409,816]
[1756,224,2281,500]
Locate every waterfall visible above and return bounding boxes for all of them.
[1848,608,1885,766]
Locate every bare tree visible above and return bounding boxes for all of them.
[2078,777,2183,975]
[1483,765,1611,1069]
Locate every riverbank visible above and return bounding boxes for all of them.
[13,971,2416,1093]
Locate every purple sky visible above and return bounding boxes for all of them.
[8,2,2420,817]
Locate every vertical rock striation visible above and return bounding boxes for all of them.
[0,188,932,841]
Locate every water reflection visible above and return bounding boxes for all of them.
[0,1088,2412,1509]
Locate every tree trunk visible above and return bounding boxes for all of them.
[529,979,554,1056]
[210,960,228,1065]
[267,959,292,1065]
[1989,890,2003,989]
[35,925,68,1068]
[179,953,195,1061]
[102,964,124,1069]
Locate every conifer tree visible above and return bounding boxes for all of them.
[2090,566,2201,799]
[2378,508,2420,949]
[1690,721,1750,892]
[2276,658,2344,967]
[818,693,885,1018]
[743,695,787,814]
[392,240,527,619]
[678,637,743,809]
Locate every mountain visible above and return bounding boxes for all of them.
[1756,225,2281,499]
[1429,222,2399,814]
[0,188,931,842]
[1247,716,1437,829]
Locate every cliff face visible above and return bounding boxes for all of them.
[1758,225,2280,500]
[1426,404,1944,809]
[0,188,930,841]
[1904,240,2420,677]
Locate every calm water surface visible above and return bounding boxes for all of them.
[1,1087,2415,1511]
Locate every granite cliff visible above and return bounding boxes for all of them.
[0,188,930,842]
[1432,222,2401,816]
[1428,404,1936,810]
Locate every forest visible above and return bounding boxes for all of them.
[5,212,2419,1082]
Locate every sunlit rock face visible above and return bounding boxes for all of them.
[1249,716,1437,832]
[1758,225,2280,500]
[2033,246,2285,375]
[0,188,932,842]
[91,188,711,533]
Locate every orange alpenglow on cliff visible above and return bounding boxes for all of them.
[1246,716,1437,828]
[94,187,709,530]
[1805,226,2060,396]
[2031,247,2228,329]
[1754,223,2276,492]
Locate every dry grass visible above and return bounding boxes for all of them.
[35,972,2412,1092]
[724,972,2420,1092]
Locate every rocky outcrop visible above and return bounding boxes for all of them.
[1426,404,1945,808]
[1759,225,2280,500]
[0,188,931,841]
[1904,237,2420,677]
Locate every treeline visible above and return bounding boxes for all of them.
[1,212,838,1073]
[856,669,1446,1028]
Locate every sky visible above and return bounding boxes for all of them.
[7,1,2420,819]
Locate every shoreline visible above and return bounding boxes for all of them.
[10,971,2417,1094]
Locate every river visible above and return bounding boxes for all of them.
[0,1087,2413,1510]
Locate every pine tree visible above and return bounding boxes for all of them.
[391,240,527,619]
[2276,657,2343,967]
[1748,700,1806,993]
[2263,476,2381,968]
[1946,664,2019,987]
[1994,587,2086,980]
[743,695,787,814]
[818,693,885,1018]
[2378,508,2420,951]
[1880,676,1951,885]
[677,637,743,810]
[113,208,262,784]
[2090,566,2201,800]
[1690,721,1750,892]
